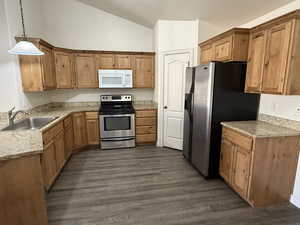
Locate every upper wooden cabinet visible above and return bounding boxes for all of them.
[199,28,250,63]
[74,53,98,89]
[54,51,75,89]
[17,38,56,91]
[16,37,155,91]
[134,55,155,88]
[245,10,300,95]
[96,54,133,69]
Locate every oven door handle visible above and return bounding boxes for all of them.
[101,137,135,142]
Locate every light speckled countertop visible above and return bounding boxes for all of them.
[0,101,157,161]
[221,120,300,138]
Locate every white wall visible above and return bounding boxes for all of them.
[50,89,154,102]
[41,0,153,52]
[40,0,155,103]
[0,0,52,112]
[198,20,226,43]
[238,0,300,207]
[154,20,199,146]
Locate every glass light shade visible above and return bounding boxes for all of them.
[8,41,44,55]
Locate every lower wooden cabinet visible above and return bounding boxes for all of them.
[72,112,88,149]
[54,129,66,171]
[64,116,74,160]
[135,109,157,145]
[220,126,300,207]
[41,140,57,190]
[41,121,66,191]
[85,112,100,145]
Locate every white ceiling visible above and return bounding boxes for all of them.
[79,0,294,28]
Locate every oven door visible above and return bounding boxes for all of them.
[100,114,135,138]
[99,70,125,88]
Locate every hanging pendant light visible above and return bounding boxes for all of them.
[8,0,44,55]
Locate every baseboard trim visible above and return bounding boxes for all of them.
[290,195,300,208]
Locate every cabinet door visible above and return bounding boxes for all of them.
[41,141,57,190]
[72,113,87,149]
[54,51,74,89]
[245,30,267,93]
[262,21,293,94]
[97,54,115,69]
[231,146,251,198]
[134,55,154,88]
[40,45,56,90]
[54,131,66,171]
[200,44,214,63]
[64,124,74,160]
[86,119,100,145]
[219,139,235,184]
[74,54,98,88]
[214,36,233,61]
[115,54,132,69]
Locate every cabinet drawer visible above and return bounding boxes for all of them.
[85,112,98,120]
[136,134,156,143]
[135,110,157,118]
[136,117,156,126]
[222,127,253,151]
[43,129,54,145]
[52,122,64,136]
[136,125,156,135]
[64,116,72,128]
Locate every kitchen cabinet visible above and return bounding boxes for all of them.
[85,112,100,145]
[54,129,66,171]
[115,54,132,69]
[134,55,155,88]
[74,53,98,88]
[72,112,88,149]
[200,43,214,64]
[135,109,157,145]
[199,28,250,63]
[96,54,133,70]
[245,10,300,95]
[220,126,300,207]
[54,50,75,89]
[64,116,74,160]
[41,138,57,190]
[0,155,48,225]
[16,37,156,91]
[245,30,267,93]
[17,38,56,91]
[41,121,65,190]
[96,54,115,69]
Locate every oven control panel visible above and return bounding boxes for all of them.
[101,95,132,102]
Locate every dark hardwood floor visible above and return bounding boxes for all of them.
[47,147,300,225]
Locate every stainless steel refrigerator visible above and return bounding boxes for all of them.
[183,62,260,178]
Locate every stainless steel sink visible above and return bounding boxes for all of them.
[1,117,59,131]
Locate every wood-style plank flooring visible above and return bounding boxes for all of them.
[47,147,300,225]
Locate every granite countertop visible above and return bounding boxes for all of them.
[0,101,157,161]
[133,101,158,110]
[221,120,300,138]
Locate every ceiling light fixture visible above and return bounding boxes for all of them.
[8,0,44,55]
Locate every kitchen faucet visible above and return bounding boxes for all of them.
[7,106,29,125]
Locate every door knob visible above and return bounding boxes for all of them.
[164,106,168,109]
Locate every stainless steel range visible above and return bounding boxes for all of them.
[99,95,135,150]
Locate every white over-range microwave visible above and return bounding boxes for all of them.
[99,69,133,88]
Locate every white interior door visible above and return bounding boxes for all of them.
[163,51,192,150]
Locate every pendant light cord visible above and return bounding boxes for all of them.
[19,0,26,39]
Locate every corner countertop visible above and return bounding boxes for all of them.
[0,101,157,161]
[221,120,300,138]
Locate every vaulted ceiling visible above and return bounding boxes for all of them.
[79,0,294,28]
